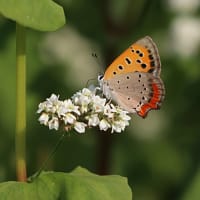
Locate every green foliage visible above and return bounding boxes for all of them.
[181,169,200,200]
[0,0,65,31]
[0,167,132,200]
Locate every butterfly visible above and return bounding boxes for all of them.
[98,36,165,118]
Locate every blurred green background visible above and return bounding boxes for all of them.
[0,0,200,199]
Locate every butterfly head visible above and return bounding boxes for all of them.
[98,74,104,88]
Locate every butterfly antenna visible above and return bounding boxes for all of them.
[91,52,104,74]
[86,78,96,88]
[82,53,102,89]
[92,52,98,59]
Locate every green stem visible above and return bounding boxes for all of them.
[29,132,67,182]
[15,23,27,181]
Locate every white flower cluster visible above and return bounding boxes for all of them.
[37,88,131,133]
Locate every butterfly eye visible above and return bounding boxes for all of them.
[98,74,104,81]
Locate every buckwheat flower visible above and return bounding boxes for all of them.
[57,99,80,117]
[72,88,92,104]
[72,90,92,113]
[63,113,76,124]
[79,96,91,113]
[48,116,59,130]
[38,112,49,125]
[74,122,87,133]
[37,94,62,115]
[103,104,115,118]
[110,107,131,133]
[99,119,111,131]
[45,94,61,113]
[64,99,80,115]
[118,110,131,122]
[86,114,100,127]
[37,87,132,134]
[37,102,47,114]
[82,88,95,97]
[111,120,127,133]
[91,95,106,112]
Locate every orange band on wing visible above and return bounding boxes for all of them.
[138,82,161,118]
[104,44,152,80]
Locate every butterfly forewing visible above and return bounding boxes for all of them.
[104,36,161,80]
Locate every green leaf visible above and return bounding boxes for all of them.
[0,167,132,200]
[0,0,65,31]
[181,169,200,200]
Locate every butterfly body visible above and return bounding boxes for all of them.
[99,36,165,118]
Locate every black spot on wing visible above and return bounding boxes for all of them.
[150,61,155,67]
[141,63,147,68]
[125,58,131,64]
[119,65,123,70]
[148,68,154,73]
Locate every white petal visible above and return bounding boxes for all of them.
[99,119,111,131]
[111,122,122,133]
[37,102,46,113]
[74,122,87,133]
[48,117,59,130]
[111,120,128,133]
[64,113,76,124]
[88,114,100,126]
[91,96,106,112]
[38,113,49,125]
[48,94,59,102]
[45,94,62,113]
[82,88,92,96]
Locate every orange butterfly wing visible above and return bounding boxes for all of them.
[104,36,161,80]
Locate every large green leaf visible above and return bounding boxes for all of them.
[0,0,65,31]
[0,167,132,200]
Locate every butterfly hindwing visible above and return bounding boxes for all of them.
[105,72,165,117]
